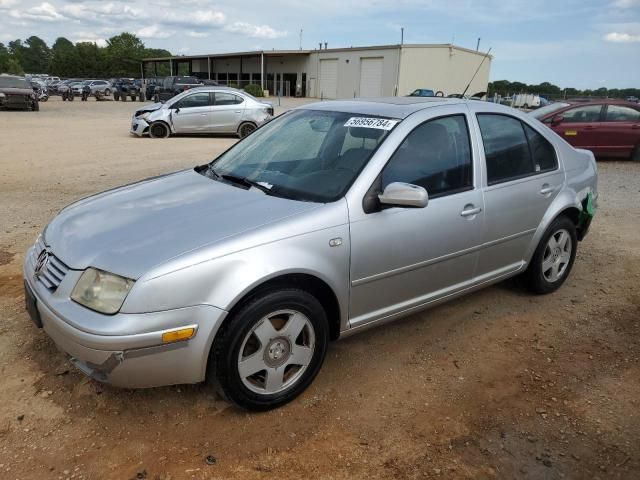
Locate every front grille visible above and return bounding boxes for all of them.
[29,236,69,292]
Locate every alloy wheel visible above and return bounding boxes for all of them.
[237,309,315,395]
[542,229,572,282]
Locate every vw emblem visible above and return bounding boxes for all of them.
[34,249,49,279]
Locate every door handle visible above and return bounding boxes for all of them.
[234,111,242,113]
[584,125,597,130]
[539,184,555,195]
[460,205,482,217]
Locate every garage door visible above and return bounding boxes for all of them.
[359,57,383,98]
[319,59,338,99]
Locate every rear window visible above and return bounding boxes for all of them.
[530,102,570,119]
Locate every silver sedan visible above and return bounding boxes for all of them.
[25,98,597,410]
[130,87,274,139]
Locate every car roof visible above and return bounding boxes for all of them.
[297,97,470,119]
[565,98,639,106]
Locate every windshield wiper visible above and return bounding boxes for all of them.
[208,167,274,195]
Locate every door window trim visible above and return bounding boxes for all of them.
[602,103,640,123]
[476,112,559,187]
[362,113,475,214]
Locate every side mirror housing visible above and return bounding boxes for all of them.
[378,182,429,208]
[551,114,564,125]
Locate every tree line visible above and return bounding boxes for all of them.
[488,80,640,100]
[0,33,171,79]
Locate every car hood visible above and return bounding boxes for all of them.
[44,169,319,279]
[135,102,164,115]
[0,87,33,95]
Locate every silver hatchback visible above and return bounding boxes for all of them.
[130,86,274,139]
[25,98,597,410]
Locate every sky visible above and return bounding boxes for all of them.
[0,0,639,89]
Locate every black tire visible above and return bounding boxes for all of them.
[114,91,120,101]
[121,93,127,102]
[31,100,39,111]
[238,122,257,138]
[148,121,170,138]
[104,88,111,96]
[523,216,577,294]
[138,92,144,102]
[62,94,67,101]
[523,103,529,109]
[210,288,329,411]
[153,94,160,103]
[632,145,640,162]
[68,93,74,102]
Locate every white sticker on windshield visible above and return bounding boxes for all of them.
[344,117,399,130]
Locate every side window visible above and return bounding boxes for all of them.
[561,105,602,123]
[523,125,558,172]
[477,114,533,184]
[381,115,472,198]
[173,93,211,109]
[605,105,640,122]
[215,92,243,106]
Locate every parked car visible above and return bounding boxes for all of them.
[0,75,39,110]
[152,75,203,102]
[625,96,638,103]
[56,79,82,96]
[531,99,640,161]
[131,87,274,138]
[25,98,597,410]
[408,88,435,97]
[81,79,113,96]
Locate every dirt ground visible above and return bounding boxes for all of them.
[0,97,639,480]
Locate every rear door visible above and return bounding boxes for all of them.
[473,111,564,277]
[211,92,245,133]
[550,104,604,152]
[599,104,640,157]
[170,91,213,133]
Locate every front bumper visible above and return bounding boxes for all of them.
[130,117,149,136]
[23,248,227,388]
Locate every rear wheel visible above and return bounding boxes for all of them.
[31,100,39,111]
[238,122,257,138]
[523,216,577,294]
[211,289,329,411]
[149,122,170,138]
[104,88,111,96]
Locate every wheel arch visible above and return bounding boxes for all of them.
[524,190,585,264]
[222,272,342,342]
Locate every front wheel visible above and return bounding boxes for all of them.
[211,289,329,411]
[149,121,170,138]
[104,88,111,96]
[31,100,39,111]
[523,216,577,294]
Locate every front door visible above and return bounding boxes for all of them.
[349,113,484,328]
[211,92,245,133]
[474,111,564,277]
[171,91,213,133]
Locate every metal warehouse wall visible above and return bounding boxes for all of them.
[398,45,491,97]
[306,47,400,99]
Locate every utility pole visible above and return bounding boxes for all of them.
[476,37,481,51]
[401,27,404,45]
[299,29,303,50]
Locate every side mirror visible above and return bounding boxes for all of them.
[551,114,564,125]
[378,182,429,208]
[174,107,180,114]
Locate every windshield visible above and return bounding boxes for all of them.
[530,102,570,119]
[206,109,399,202]
[0,76,30,89]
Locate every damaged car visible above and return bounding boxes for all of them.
[131,86,274,139]
[0,75,39,111]
[25,98,597,411]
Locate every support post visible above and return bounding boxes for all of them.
[261,52,265,91]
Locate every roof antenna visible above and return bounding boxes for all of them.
[461,47,491,98]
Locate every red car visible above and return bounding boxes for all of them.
[531,99,640,161]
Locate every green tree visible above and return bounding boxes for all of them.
[50,37,76,77]
[105,32,145,77]
[20,36,51,73]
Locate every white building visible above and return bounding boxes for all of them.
[142,43,492,99]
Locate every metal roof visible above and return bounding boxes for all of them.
[142,43,491,62]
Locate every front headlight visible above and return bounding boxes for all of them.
[71,268,135,314]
